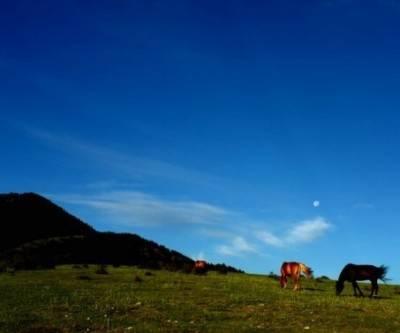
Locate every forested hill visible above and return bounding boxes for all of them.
[0,192,95,252]
[0,193,242,273]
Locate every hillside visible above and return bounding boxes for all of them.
[1,266,399,333]
[0,193,241,273]
[0,192,95,252]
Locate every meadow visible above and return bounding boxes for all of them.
[1,266,400,333]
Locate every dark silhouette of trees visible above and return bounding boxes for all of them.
[0,192,242,274]
[0,192,95,252]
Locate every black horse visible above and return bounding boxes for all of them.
[336,263,388,297]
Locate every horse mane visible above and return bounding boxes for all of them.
[299,263,312,275]
[338,263,351,281]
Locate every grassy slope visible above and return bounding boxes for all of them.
[1,267,400,333]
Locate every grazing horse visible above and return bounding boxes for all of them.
[193,260,208,275]
[280,262,313,290]
[336,263,388,297]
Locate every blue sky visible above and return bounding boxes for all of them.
[2,0,400,280]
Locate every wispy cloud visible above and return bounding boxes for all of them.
[256,217,331,247]
[353,202,375,210]
[257,230,284,247]
[55,190,332,253]
[23,126,221,188]
[286,217,331,243]
[192,251,206,261]
[198,228,235,239]
[216,236,257,257]
[53,191,229,227]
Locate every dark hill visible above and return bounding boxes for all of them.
[0,193,242,274]
[0,192,95,252]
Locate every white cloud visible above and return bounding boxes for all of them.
[216,244,237,256]
[193,251,206,261]
[52,189,332,255]
[216,236,257,257]
[257,230,284,247]
[285,217,331,243]
[54,191,229,227]
[256,217,331,247]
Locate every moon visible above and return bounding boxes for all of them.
[313,200,320,208]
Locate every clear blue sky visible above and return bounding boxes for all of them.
[2,0,400,280]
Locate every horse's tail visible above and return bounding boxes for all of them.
[378,265,389,282]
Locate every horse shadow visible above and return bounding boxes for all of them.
[338,294,392,300]
[303,287,325,292]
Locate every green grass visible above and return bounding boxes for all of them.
[1,266,400,332]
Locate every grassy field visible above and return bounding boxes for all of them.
[1,266,400,333]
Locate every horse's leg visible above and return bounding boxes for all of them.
[352,281,358,296]
[369,281,374,298]
[355,282,364,297]
[371,280,378,297]
[294,275,300,291]
[280,274,287,288]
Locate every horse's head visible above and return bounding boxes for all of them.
[336,280,344,295]
[301,264,313,278]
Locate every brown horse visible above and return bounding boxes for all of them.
[280,262,313,290]
[193,260,208,274]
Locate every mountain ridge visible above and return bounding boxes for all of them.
[0,192,242,273]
